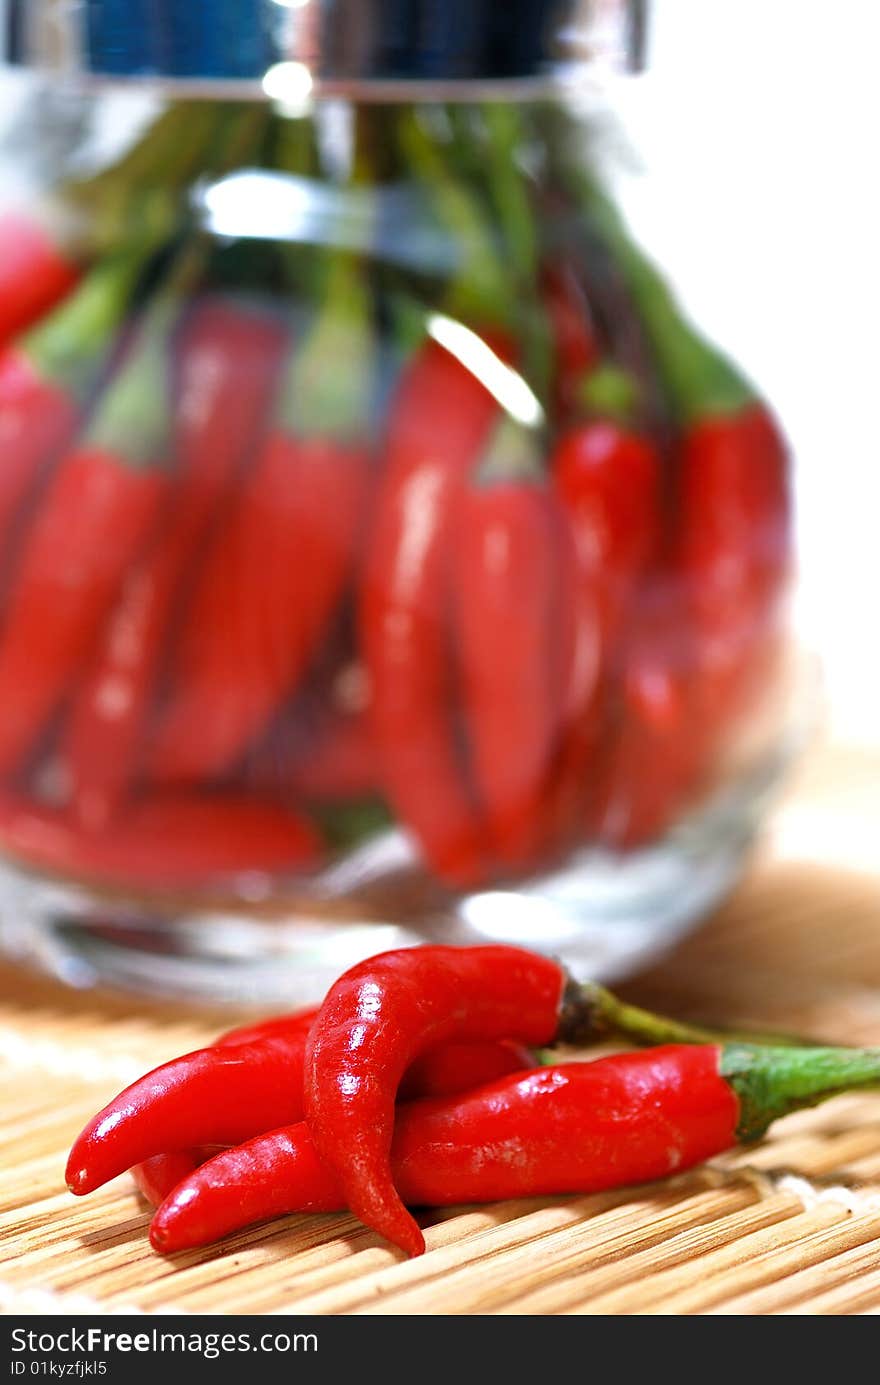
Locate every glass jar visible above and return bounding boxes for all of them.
[0,1,800,1003]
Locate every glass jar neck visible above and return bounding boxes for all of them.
[5,0,645,91]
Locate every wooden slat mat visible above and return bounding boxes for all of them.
[2,742,880,1315]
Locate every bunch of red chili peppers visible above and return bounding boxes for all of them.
[67,942,880,1256]
[0,96,792,895]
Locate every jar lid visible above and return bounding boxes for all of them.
[6,0,642,91]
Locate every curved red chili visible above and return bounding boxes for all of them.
[452,418,569,870]
[360,333,503,887]
[303,944,569,1256]
[67,1000,532,1203]
[133,1033,537,1210]
[152,1040,880,1253]
[302,945,736,1255]
[66,296,289,827]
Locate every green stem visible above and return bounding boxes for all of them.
[279,255,373,440]
[721,1044,880,1141]
[398,105,509,327]
[279,105,375,440]
[481,102,537,288]
[23,250,151,396]
[84,243,206,465]
[560,980,810,1052]
[480,101,552,406]
[475,414,544,486]
[576,363,640,424]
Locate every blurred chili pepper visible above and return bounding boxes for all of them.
[152,1038,880,1254]
[554,415,661,648]
[150,264,373,785]
[0,271,186,777]
[0,791,320,889]
[588,588,702,849]
[581,186,793,748]
[290,707,378,802]
[65,294,289,827]
[453,415,569,871]
[0,212,81,346]
[361,330,503,888]
[0,254,146,587]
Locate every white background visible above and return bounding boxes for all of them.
[644,0,880,746]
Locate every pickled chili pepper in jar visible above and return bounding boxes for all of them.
[0,2,802,1007]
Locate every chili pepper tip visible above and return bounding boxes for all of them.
[66,1169,89,1196]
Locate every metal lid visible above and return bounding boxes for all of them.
[6,1,643,91]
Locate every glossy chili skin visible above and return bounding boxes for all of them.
[67,1002,532,1204]
[0,792,320,889]
[66,298,288,826]
[453,448,568,872]
[360,337,502,887]
[151,431,369,784]
[303,944,567,1256]
[151,1046,736,1252]
[0,213,80,346]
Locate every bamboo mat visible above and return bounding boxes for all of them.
[2,740,880,1316]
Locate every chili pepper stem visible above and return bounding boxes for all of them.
[22,251,147,394]
[278,257,373,440]
[721,1044,880,1141]
[560,979,808,1051]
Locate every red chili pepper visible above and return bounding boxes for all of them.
[149,271,372,786]
[584,201,793,770]
[452,417,569,871]
[152,1039,880,1253]
[677,403,791,654]
[134,1035,537,1210]
[0,212,81,347]
[0,279,181,776]
[64,296,289,827]
[554,418,661,647]
[0,791,320,888]
[675,404,793,766]
[302,944,589,1256]
[66,1000,531,1202]
[544,415,660,851]
[0,255,145,591]
[585,577,703,848]
[360,332,504,887]
[132,1150,210,1207]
